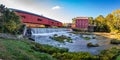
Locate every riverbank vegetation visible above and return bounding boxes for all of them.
[0,4,24,35]
[0,38,120,60]
[32,43,69,54]
[0,38,55,60]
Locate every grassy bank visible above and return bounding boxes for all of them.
[116,55,120,60]
[0,38,120,60]
[0,38,55,60]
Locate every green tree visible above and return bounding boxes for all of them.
[88,17,94,25]
[72,18,76,24]
[105,14,114,32]
[0,4,5,32]
[111,10,120,33]
[94,15,109,32]
[4,20,18,33]
[105,10,120,33]
[0,4,22,34]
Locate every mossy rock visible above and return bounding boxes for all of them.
[50,35,72,43]
[87,42,99,47]
[110,39,120,44]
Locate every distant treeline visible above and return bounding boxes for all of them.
[89,10,120,33]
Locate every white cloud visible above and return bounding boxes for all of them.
[52,6,61,10]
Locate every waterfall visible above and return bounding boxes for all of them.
[30,28,72,35]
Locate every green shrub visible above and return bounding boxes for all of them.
[52,52,99,60]
[32,43,68,54]
[99,47,120,60]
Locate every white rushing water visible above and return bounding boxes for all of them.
[31,28,72,35]
[29,28,117,55]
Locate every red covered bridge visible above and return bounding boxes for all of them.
[11,9,63,28]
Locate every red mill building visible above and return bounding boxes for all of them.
[11,9,62,28]
[72,17,89,30]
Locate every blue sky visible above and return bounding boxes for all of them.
[1,0,120,23]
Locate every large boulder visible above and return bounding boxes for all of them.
[87,42,99,47]
[110,39,120,44]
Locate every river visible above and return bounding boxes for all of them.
[28,28,119,55]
